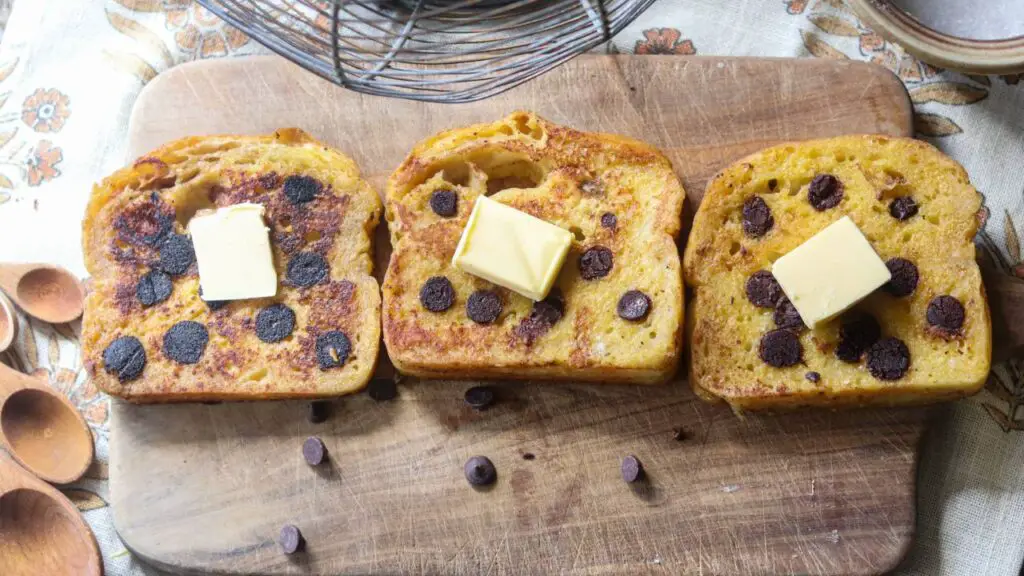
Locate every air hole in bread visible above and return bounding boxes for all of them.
[177,167,201,185]
[279,215,292,230]
[729,242,741,256]
[926,214,941,226]
[245,367,268,381]
[901,231,913,243]
[304,231,322,243]
[514,115,545,140]
[569,226,586,242]
[649,331,657,339]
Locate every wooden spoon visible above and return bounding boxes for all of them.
[0,263,84,324]
[0,361,93,484]
[0,450,102,576]
[0,290,16,353]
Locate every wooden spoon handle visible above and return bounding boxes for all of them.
[0,359,41,403]
[0,263,33,297]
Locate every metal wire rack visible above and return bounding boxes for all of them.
[197,0,656,103]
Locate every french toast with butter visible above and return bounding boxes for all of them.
[382,112,685,383]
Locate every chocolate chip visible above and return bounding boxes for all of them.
[287,252,328,287]
[889,196,918,221]
[302,437,326,466]
[621,455,644,483]
[102,336,146,382]
[254,304,296,343]
[283,175,322,205]
[866,337,910,380]
[466,290,502,324]
[773,297,805,331]
[464,386,495,410]
[807,174,844,211]
[158,233,194,276]
[579,246,613,280]
[600,212,617,229]
[742,196,774,238]
[162,321,208,364]
[278,524,304,555]
[367,378,398,402]
[429,189,458,217]
[884,258,919,297]
[617,290,651,321]
[745,271,782,308]
[515,288,564,345]
[136,269,172,307]
[805,371,821,383]
[197,287,227,310]
[758,329,802,367]
[464,456,497,486]
[307,401,329,424]
[927,295,965,333]
[420,276,455,312]
[315,330,351,369]
[835,313,881,363]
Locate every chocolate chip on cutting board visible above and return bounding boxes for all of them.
[807,174,844,211]
[773,297,805,331]
[866,337,911,380]
[420,276,456,312]
[255,304,296,343]
[315,330,351,370]
[464,456,497,486]
[307,401,329,424]
[302,437,326,466]
[579,246,614,280]
[136,269,172,307]
[621,455,644,483]
[617,290,651,321]
[162,321,208,365]
[889,196,919,221]
[158,233,195,276]
[278,524,304,555]
[283,175,322,205]
[464,386,496,411]
[102,336,146,382]
[927,295,965,333]
[758,329,802,367]
[745,270,782,308]
[287,252,328,287]
[466,290,502,324]
[835,313,881,364]
[367,378,398,402]
[741,196,774,238]
[600,212,617,230]
[429,189,458,217]
[884,258,919,298]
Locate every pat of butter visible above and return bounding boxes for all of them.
[452,196,572,301]
[771,216,890,328]
[189,203,278,301]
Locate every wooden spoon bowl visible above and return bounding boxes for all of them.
[0,263,84,325]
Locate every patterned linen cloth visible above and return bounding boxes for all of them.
[0,1,1021,575]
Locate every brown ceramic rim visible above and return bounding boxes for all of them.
[849,0,1024,75]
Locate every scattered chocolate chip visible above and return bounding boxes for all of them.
[866,337,910,380]
[773,297,805,331]
[617,290,651,321]
[136,269,172,307]
[158,233,194,276]
[805,371,821,383]
[580,179,604,195]
[522,453,536,461]
[283,175,322,205]
[102,336,146,382]
[807,174,844,211]
[287,252,328,287]
[835,313,881,363]
[579,246,614,280]
[927,295,965,333]
[621,455,644,483]
[464,386,496,410]
[672,428,687,442]
[315,330,351,369]
[758,329,802,367]
[367,378,398,402]
[302,437,326,466]
[742,196,774,238]
[198,287,227,311]
[889,196,918,221]
[429,189,458,217]
[767,178,778,191]
[162,321,208,365]
[745,271,783,308]
[466,290,502,324]
[255,304,296,343]
[278,524,304,555]
[464,456,497,486]
[600,212,617,229]
[307,401,329,424]
[515,289,565,345]
[884,258,919,297]
[420,276,455,312]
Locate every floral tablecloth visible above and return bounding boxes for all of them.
[0,1,1022,575]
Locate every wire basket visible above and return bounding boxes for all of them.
[197,0,655,103]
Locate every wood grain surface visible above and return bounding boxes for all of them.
[112,55,926,576]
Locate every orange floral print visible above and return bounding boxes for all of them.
[634,28,696,56]
[164,0,249,58]
[26,140,63,187]
[22,88,71,133]
[786,0,810,14]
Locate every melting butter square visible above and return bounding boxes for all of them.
[189,203,278,301]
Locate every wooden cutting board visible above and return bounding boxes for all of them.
[112,55,926,576]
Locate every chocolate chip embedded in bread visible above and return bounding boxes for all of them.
[889,196,918,221]
[745,271,783,308]
[758,328,802,367]
[805,371,821,383]
[835,313,881,363]
[464,456,497,486]
[158,233,194,276]
[255,304,296,343]
[302,437,326,466]
[287,252,328,287]
[429,189,458,217]
[307,401,329,424]
[102,336,146,382]
[420,276,455,312]
[884,258,919,297]
[278,524,304,555]
[367,378,398,402]
[579,246,613,280]
[866,337,910,380]
[315,330,351,369]
[773,297,805,331]
[283,175,322,205]
[464,386,496,411]
[617,290,651,321]
[927,295,965,333]
[807,174,844,211]
[741,196,774,238]
[466,290,502,324]
[162,320,208,365]
[514,289,564,345]
[621,455,644,483]
[136,269,172,307]
[600,212,617,230]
